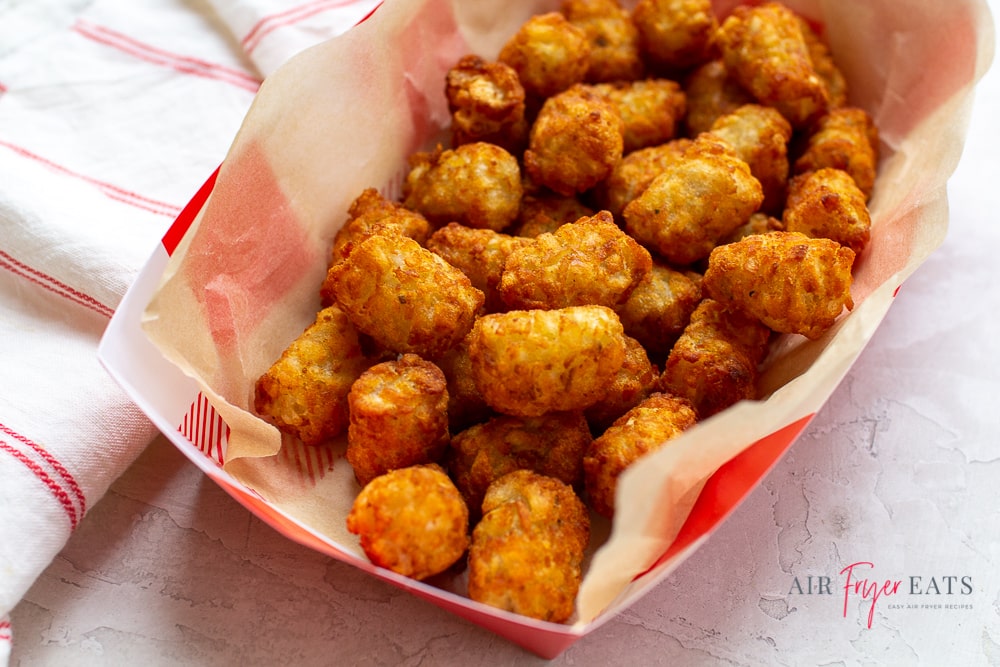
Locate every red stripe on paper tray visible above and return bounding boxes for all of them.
[73,20,262,93]
[179,392,228,466]
[0,249,115,319]
[0,422,87,531]
[161,166,220,257]
[0,140,182,218]
[241,0,376,53]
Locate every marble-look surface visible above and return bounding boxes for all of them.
[11,16,1000,667]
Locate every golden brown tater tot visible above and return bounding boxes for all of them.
[783,168,871,255]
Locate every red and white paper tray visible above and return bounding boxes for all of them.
[99,0,994,659]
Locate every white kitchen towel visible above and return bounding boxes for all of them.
[0,0,380,662]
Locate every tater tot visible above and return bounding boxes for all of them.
[326,188,432,273]
[587,79,687,154]
[584,334,661,433]
[783,168,871,255]
[623,134,764,266]
[346,354,450,486]
[683,59,755,136]
[513,190,595,238]
[716,2,829,128]
[562,0,645,83]
[499,210,652,310]
[346,464,469,580]
[445,54,528,153]
[523,84,625,196]
[631,0,719,71]
[702,231,856,339]
[498,12,591,99]
[793,107,880,200]
[659,298,771,418]
[402,142,523,231]
[323,234,485,358]
[447,411,592,516]
[613,261,702,362]
[468,305,627,417]
[468,470,590,623]
[426,223,531,313]
[708,103,793,214]
[254,304,370,446]
[797,16,848,109]
[583,392,697,518]
[593,138,691,220]
[721,211,784,245]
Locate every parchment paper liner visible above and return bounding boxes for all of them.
[140,0,994,629]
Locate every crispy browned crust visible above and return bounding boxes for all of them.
[447,411,592,516]
[783,167,871,255]
[592,138,691,220]
[323,234,485,359]
[716,2,829,128]
[446,54,528,153]
[584,334,660,433]
[523,84,624,196]
[623,134,764,265]
[708,103,793,214]
[562,0,645,83]
[794,107,880,200]
[586,78,686,154]
[253,304,370,446]
[498,12,591,99]
[613,262,702,362]
[513,189,595,238]
[631,0,719,71]
[658,298,771,419]
[467,305,628,417]
[583,392,697,517]
[467,470,590,623]
[346,354,450,486]
[346,464,469,580]
[702,231,856,339]
[499,210,652,310]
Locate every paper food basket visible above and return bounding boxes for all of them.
[99,0,995,658]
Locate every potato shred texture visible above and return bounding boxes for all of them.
[252,0,881,624]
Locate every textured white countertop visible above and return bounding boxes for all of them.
[11,10,1000,667]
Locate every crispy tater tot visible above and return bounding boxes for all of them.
[498,12,591,99]
[592,138,691,220]
[587,79,687,154]
[793,107,880,200]
[468,470,590,623]
[345,354,450,486]
[524,84,625,196]
[623,134,764,266]
[402,142,523,231]
[434,334,494,433]
[659,298,771,418]
[708,103,793,214]
[583,392,697,518]
[323,234,485,358]
[447,411,592,516]
[783,168,871,255]
[584,335,661,433]
[426,223,531,313]
[797,16,848,109]
[683,59,755,136]
[631,0,719,72]
[499,210,651,310]
[347,464,469,580]
[702,231,856,339]
[445,55,528,153]
[468,305,628,417]
[327,188,432,273]
[514,189,595,238]
[254,304,370,446]
[721,211,784,245]
[613,261,702,362]
[562,0,645,83]
[716,2,829,128]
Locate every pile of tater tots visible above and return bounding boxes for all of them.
[253,0,879,623]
